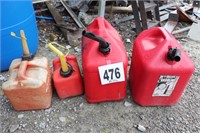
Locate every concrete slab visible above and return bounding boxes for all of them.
[187,20,200,42]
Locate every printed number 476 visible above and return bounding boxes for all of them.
[103,68,121,80]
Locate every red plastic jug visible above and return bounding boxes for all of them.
[129,27,194,106]
[48,43,83,99]
[2,30,52,110]
[82,17,128,103]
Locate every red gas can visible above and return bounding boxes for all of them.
[82,17,128,103]
[129,27,194,106]
[48,43,83,99]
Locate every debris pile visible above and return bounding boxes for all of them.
[33,0,200,49]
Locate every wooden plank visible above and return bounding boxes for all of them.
[131,1,142,34]
[138,1,148,30]
[45,1,68,41]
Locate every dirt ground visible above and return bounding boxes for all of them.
[1,5,200,133]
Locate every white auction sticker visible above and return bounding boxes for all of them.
[98,62,125,85]
[152,75,179,96]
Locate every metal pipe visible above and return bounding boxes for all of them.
[98,0,106,17]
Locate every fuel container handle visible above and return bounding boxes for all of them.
[17,60,28,80]
[156,27,171,41]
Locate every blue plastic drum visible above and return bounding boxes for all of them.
[0,0,38,71]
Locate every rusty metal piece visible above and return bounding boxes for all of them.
[176,6,195,23]
[164,13,179,33]
[160,3,194,22]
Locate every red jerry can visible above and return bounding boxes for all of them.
[48,43,83,99]
[129,27,194,106]
[82,17,128,103]
[2,30,52,110]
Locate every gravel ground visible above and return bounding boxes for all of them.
[1,12,200,133]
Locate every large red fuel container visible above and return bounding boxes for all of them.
[2,30,52,110]
[129,27,194,106]
[82,17,128,103]
[48,43,83,99]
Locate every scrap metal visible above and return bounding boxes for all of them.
[172,26,191,34]
[60,0,86,30]
[113,2,177,25]
[98,0,106,17]
[187,20,200,42]
[159,2,177,10]
[193,0,200,18]
[113,15,134,25]
[116,0,128,7]
[164,13,179,33]
[45,1,69,42]
[68,0,93,12]
[160,3,193,22]
[176,6,195,23]
[131,0,160,35]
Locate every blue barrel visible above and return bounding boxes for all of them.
[0,0,38,71]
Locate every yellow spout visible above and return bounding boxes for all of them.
[20,30,30,55]
[48,42,68,72]
[11,30,30,55]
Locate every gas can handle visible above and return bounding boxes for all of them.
[17,60,28,80]
[157,27,171,41]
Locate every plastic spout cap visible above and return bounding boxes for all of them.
[82,31,110,54]
[167,48,181,62]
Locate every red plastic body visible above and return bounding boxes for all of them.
[129,27,194,106]
[52,55,83,99]
[82,17,128,103]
